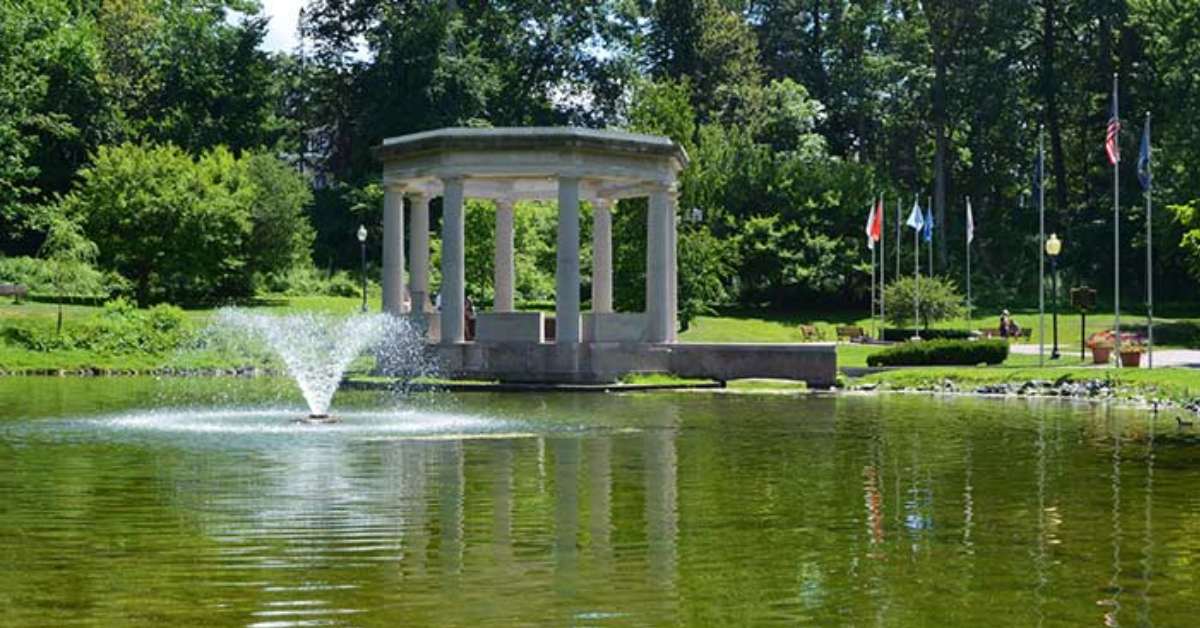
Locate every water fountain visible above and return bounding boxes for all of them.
[213,310,427,422]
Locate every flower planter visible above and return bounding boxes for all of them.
[1091,346,1112,365]
[1120,350,1142,368]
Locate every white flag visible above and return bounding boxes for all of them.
[865,204,877,250]
[966,198,975,244]
[906,199,924,231]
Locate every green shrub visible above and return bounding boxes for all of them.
[867,339,1008,367]
[883,276,965,327]
[1,299,191,355]
[881,328,974,342]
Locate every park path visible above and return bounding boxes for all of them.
[1009,344,1200,368]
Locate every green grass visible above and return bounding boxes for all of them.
[680,307,1200,349]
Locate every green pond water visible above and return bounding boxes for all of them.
[1,377,1199,626]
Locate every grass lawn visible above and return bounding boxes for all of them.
[680,307,1200,348]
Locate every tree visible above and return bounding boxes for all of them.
[883,275,965,328]
[241,152,315,284]
[37,212,102,334]
[62,143,310,306]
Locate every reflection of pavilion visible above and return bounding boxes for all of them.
[190,426,682,621]
[373,127,836,385]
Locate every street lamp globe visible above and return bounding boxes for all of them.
[1045,233,1062,257]
[357,224,368,243]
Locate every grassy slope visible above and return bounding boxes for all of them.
[0,296,382,372]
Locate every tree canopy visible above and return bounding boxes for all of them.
[2,0,1199,314]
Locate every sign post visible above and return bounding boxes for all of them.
[1071,286,1097,361]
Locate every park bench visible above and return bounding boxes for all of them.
[835,325,866,342]
[978,327,1032,340]
[0,283,28,303]
[798,324,822,341]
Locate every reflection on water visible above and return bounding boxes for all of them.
[1,379,1200,626]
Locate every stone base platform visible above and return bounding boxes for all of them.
[428,342,837,388]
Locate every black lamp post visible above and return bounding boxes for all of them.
[1045,233,1062,359]
[357,224,368,313]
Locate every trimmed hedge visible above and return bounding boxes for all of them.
[867,339,1009,367]
[881,328,974,342]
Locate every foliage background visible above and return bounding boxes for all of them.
[1,0,1198,318]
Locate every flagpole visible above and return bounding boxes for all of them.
[927,195,934,278]
[1145,112,1153,369]
[896,196,902,280]
[1113,74,1122,366]
[915,195,921,338]
[880,195,886,340]
[966,196,972,327]
[871,207,877,339]
[1039,129,1046,367]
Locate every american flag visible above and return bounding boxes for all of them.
[1105,98,1121,165]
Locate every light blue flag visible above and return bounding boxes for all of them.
[906,199,924,231]
[923,207,933,243]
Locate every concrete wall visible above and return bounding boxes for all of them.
[432,342,837,388]
[476,312,545,344]
[668,343,838,388]
[582,312,646,343]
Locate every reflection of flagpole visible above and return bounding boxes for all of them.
[1034,408,1048,627]
[1139,411,1155,624]
[1102,407,1124,626]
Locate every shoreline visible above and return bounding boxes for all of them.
[5,369,1198,417]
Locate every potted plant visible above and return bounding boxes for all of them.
[1087,331,1114,365]
[1119,342,1144,368]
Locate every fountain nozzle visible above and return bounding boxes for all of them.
[295,414,340,425]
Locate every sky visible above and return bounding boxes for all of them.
[258,0,303,53]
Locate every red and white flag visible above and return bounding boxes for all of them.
[865,199,883,249]
[1106,94,1121,165]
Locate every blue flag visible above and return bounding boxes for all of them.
[1137,118,1151,191]
[923,207,933,243]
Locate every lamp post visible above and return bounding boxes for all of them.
[357,224,368,313]
[1045,233,1062,359]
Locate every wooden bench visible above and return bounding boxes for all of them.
[836,325,866,342]
[979,327,1032,340]
[797,324,822,341]
[0,283,28,303]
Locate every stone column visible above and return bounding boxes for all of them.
[667,195,678,341]
[645,186,672,343]
[556,177,581,344]
[408,194,431,312]
[591,198,613,313]
[381,185,406,315]
[441,177,465,344]
[494,198,515,312]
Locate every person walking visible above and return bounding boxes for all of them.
[1000,309,1012,339]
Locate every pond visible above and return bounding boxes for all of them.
[1,377,1198,626]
